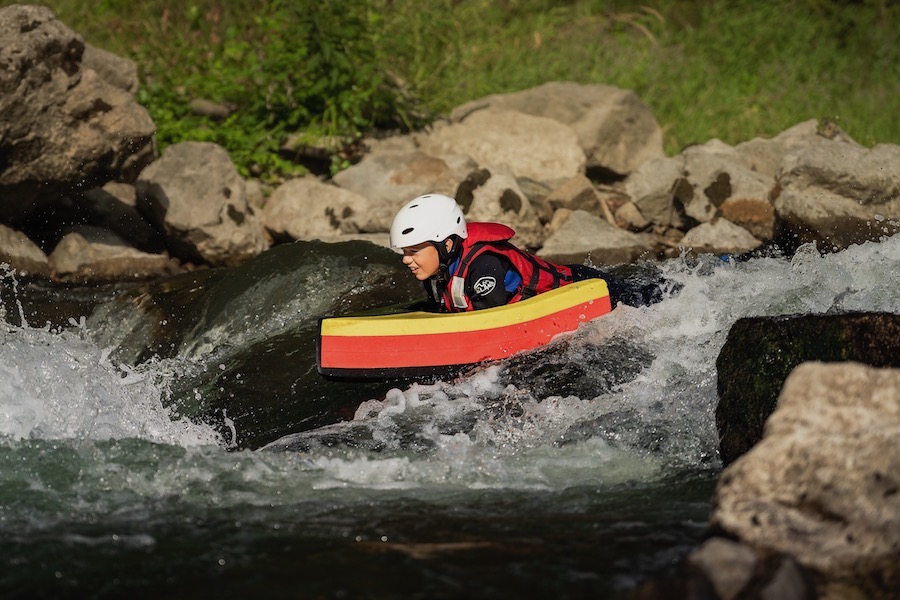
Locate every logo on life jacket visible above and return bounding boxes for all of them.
[473,276,497,296]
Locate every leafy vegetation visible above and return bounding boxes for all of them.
[4,0,898,180]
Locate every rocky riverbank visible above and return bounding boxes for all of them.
[2,5,899,599]
[2,4,899,283]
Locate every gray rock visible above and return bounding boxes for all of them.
[679,218,762,255]
[332,147,476,232]
[262,176,370,241]
[464,168,545,249]
[0,224,51,278]
[419,108,585,186]
[774,140,900,249]
[0,5,155,223]
[677,141,776,237]
[735,118,859,178]
[450,81,664,176]
[623,155,685,228]
[537,209,659,265]
[135,142,268,267]
[48,227,179,281]
[710,361,900,597]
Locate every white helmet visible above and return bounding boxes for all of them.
[389,194,468,250]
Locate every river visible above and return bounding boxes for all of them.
[2,234,899,598]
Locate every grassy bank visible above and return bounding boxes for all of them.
[5,0,898,179]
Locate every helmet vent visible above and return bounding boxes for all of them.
[402,227,414,235]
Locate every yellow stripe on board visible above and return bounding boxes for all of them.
[321,279,610,337]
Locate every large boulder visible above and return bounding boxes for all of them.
[0,5,155,224]
[419,108,586,186]
[449,81,664,177]
[774,140,900,249]
[710,362,900,598]
[135,142,268,267]
[716,312,900,466]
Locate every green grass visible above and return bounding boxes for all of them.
[4,0,898,178]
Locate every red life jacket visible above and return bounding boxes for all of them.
[441,222,574,312]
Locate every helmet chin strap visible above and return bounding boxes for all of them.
[435,236,463,277]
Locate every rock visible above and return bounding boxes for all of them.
[419,108,585,186]
[615,201,651,232]
[81,182,166,252]
[626,537,815,600]
[0,225,51,278]
[676,141,777,238]
[465,168,545,249]
[716,312,900,466]
[623,155,685,228]
[537,209,659,265]
[262,176,370,241]
[774,141,900,249]
[135,142,269,267]
[735,118,859,179]
[0,5,155,224]
[48,227,180,281]
[685,537,759,599]
[449,81,664,177]
[332,146,476,232]
[81,43,139,94]
[710,362,900,598]
[679,218,762,255]
[538,174,613,225]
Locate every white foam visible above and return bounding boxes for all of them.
[0,325,220,447]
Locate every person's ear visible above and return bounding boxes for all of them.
[444,238,454,253]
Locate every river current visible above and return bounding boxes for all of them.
[2,234,899,598]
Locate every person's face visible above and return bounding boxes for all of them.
[401,240,451,280]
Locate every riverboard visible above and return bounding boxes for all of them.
[317,278,612,380]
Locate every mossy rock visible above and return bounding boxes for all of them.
[716,312,900,465]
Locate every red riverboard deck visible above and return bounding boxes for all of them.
[317,278,611,380]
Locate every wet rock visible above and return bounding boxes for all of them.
[450,81,664,178]
[710,362,900,598]
[419,108,586,186]
[135,142,269,267]
[0,5,155,224]
[0,224,51,279]
[537,209,659,265]
[716,312,900,466]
